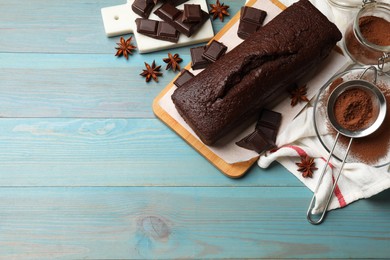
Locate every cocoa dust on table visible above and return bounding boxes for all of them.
[326,78,390,165]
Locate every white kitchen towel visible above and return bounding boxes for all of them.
[258,105,390,214]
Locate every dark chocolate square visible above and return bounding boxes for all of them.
[156,2,181,21]
[182,4,202,23]
[241,6,267,24]
[174,69,194,88]
[237,6,267,40]
[158,21,178,38]
[132,0,155,18]
[202,40,227,63]
[237,20,259,39]
[236,129,275,154]
[256,125,277,143]
[190,46,211,70]
[136,18,158,34]
[154,3,209,37]
[136,18,179,43]
[256,109,282,130]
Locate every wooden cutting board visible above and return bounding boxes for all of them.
[153,0,286,178]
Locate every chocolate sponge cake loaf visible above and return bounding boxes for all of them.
[172,0,342,145]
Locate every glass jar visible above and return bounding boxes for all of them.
[328,0,362,9]
[344,0,390,66]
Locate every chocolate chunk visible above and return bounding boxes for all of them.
[154,3,209,37]
[256,109,282,130]
[202,40,227,63]
[237,6,267,40]
[236,109,281,153]
[255,109,282,143]
[236,129,276,154]
[237,21,259,40]
[182,4,202,23]
[241,6,267,24]
[136,18,158,34]
[156,2,182,21]
[158,21,179,40]
[190,46,211,70]
[174,69,194,88]
[132,0,155,18]
[136,18,180,43]
[256,125,277,143]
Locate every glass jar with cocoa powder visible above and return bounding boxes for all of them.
[344,0,390,66]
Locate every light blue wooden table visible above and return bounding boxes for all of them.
[0,0,389,259]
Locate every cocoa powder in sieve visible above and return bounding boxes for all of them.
[333,88,375,132]
[326,79,390,165]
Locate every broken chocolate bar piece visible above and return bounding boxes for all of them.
[136,18,180,43]
[256,109,282,143]
[256,125,277,143]
[241,6,267,24]
[190,46,211,70]
[174,69,194,88]
[136,18,158,34]
[237,21,259,40]
[202,40,227,63]
[182,4,202,23]
[156,1,181,20]
[132,0,155,18]
[154,2,209,37]
[236,109,281,154]
[237,6,267,40]
[256,109,281,130]
[236,129,276,154]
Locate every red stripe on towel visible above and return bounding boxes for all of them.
[320,157,346,207]
[284,145,307,157]
[332,175,347,207]
[274,145,347,208]
[284,146,347,208]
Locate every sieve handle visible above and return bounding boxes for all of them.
[307,133,354,225]
[378,53,390,76]
[359,65,378,84]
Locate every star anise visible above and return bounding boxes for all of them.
[163,53,183,72]
[140,60,162,82]
[209,0,230,22]
[115,36,136,60]
[296,155,318,178]
[289,84,310,107]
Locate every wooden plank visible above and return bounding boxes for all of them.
[0,0,244,54]
[0,187,389,259]
[0,118,296,187]
[0,53,191,118]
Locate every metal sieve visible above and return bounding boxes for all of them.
[307,66,387,225]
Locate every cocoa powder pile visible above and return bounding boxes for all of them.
[345,16,390,64]
[333,87,374,131]
[359,16,390,46]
